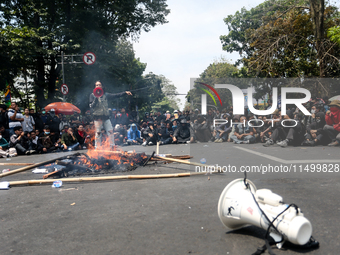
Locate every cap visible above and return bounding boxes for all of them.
[50,108,55,112]
[329,100,340,108]
[174,110,178,113]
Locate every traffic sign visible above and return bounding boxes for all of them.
[61,84,69,95]
[83,52,96,65]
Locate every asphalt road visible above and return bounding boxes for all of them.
[0,142,339,255]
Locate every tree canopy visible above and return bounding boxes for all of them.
[0,0,170,109]
[219,0,340,98]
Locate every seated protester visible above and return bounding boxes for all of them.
[9,126,31,155]
[35,129,42,138]
[0,124,11,145]
[39,126,57,153]
[323,100,340,146]
[0,126,10,151]
[21,131,32,152]
[70,112,82,126]
[214,114,232,143]
[230,116,256,144]
[113,124,126,145]
[127,123,143,145]
[276,111,306,147]
[142,121,158,146]
[143,112,153,123]
[61,127,79,151]
[29,130,44,153]
[256,116,272,143]
[193,115,212,142]
[0,145,17,158]
[75,124,87,148]
[59,117,70,133]
[227,116,240,142]
[206,109,215,130]
[171,119,178,132]
[157,122,172,145]
[173,119,194,144]
[60,124,69,136]
[302,112,327,146]
[120,124,128,144]
[263,110,286,147]
[140,122,148,140]
[101,128,109,144]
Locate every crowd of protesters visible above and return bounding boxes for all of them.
[0,96,339,157]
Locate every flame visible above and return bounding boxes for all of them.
[76,127,147,170]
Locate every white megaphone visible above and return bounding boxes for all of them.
[218,179,312,249]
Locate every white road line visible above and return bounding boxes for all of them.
[234,146,340,164]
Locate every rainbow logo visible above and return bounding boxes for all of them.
[195,82,222,107]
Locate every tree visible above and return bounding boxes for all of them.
[186,59,243,111]
[220,0,340,97]
[0,0,170,108]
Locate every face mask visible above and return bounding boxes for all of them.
[311,109,316,114]
[172,125,177,129]
[42,111,46,114]
[45,131,50,135]
[330,107,339,112]
[316,119,321,123]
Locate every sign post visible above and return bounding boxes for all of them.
[58,51,96,101]
[83,52,96,65]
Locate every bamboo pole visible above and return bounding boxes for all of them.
[0,163,34,166]
[8,171,209,186]
[0,152,80,178]
[154,156,211,168]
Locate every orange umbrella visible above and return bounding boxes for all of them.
[44,102,81,115]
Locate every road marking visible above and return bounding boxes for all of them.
[234,146,340,164]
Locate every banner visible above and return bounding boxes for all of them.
[4,82,11,108]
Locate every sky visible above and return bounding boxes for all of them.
[133,0,264,109]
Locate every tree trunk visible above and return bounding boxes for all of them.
[309,0,325,77]
[34,12,46,109]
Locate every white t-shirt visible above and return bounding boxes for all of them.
[7,110,23,128]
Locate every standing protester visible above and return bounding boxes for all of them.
[30,109,44,132]
[89,81,132,148]
[7,102,24,136]
[0,104,9,132]
[22,108,35,132]
[46,109,61,135]
[40,108,48,125]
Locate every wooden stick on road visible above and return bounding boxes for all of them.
[0,152,80,178]
[8,171,209,187]
[0,163,34,166]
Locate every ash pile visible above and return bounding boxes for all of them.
[40,150,151,179]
